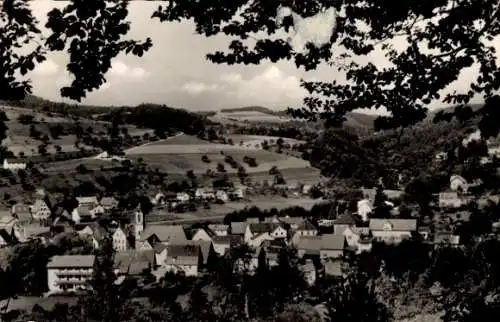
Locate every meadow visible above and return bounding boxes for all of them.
[123,134,321,184]
[209,110,292,124]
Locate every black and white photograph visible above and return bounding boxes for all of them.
[0,0,499,321]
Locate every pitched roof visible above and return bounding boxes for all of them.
[76,196,98,205]
[153,242,168,254]
[23,225,51,239]
[184,240,212,265]
[278,217,304,226]
[100,197,118,207]
[334,213,360,225]
[212,235,243,245]
[248,222,281,234]
[12,204,30,215]
[13,209,32,224]
[76,206,93,217]
[298,219,317,231]
[208,224,228,232]
[165,244,200,265]
[191,228,215,239]
[167,244,200,257]
[297,234,345,252]
[0,229,13,244]
[114,250,155,274]
[297,236,323,255]
[164,256,199,266]
[230,222,247,235]
[141,225,187,243]
[369,219,417,231]
[47,255,95,268]
[321,234,346,250]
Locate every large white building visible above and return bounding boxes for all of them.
[47,255,95,294]
[2,158,27,170]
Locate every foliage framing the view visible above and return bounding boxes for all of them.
[3,0,500,131]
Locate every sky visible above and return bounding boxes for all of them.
[27,1,492,113]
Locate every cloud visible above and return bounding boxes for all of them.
[32,59,60,76]
[181,81,219,95]
[108,60,150,81]
[221,66,307,106]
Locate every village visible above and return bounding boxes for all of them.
[0,169,494,299]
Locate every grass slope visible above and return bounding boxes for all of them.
[125,134,321,184]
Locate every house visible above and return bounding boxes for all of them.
[343,226,371,251]
[215,190,229,202]
[195,188,215,200]
[185,240,215,268]
[418,226,431,240]
[289,219,318,246]
[99,197,118,210]
[229,187,245,200]
[76,222,109,249]
[139,225,188,249]
[23,225,51,243]
[450,175,468,194]
[12,204,32,224]
[296,234,346,261]
[244,223,287,247]
[0,215,23,245]
[191,228,214,242]
[208,224,229,236]
[112,227,130,251]
[234,247,263,274]
[302,184,312,195]
[176,192,190,203]
[46,255,95,294]
[263,246,281,267]
[369,219,417,244]
[151,192,166,205]
[30,199,51,221]
[76,196,99,208]
[333,213,361,235]
[439,192,466,208]
[433,232,461,248]
[164,244,202,277]
[212,235,243,256]
[319,234,347,261]
[3,158,27,170]
[300,259,316,286]
[125,208,144,239]
[114,250,155,278]
[357,199,372,222]
[361,188,404,202]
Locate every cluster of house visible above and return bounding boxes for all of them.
[0,194,120,247]
[45,209,431,294]
[151,186,246,207]
[437,175,485,209]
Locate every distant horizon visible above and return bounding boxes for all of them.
[26,2,489,113]
[21,94,477,118]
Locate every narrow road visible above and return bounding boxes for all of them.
[147,215,226,225]
[123,132,184,155]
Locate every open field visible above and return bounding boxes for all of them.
[0,104,144,157]
[127,134,321,184]
[42,158,113,173]
[228,134,306,148]
[210,110,292,124]
[124,134,316,172]
[41,133,321,185]
[148,197,326,225]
